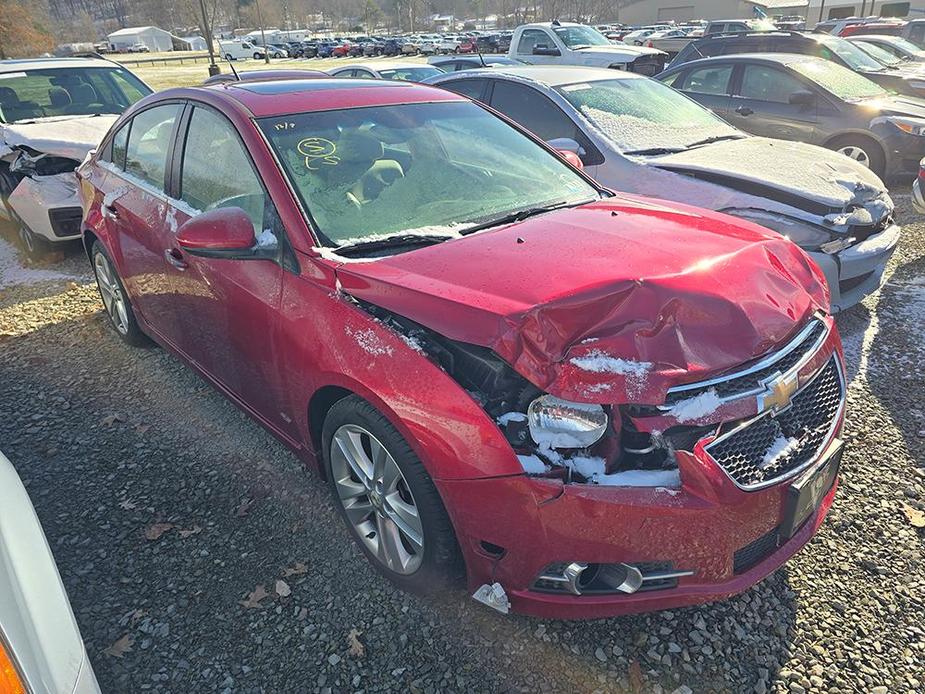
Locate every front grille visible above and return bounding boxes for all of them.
[664,319,826,407]
[630,54,667,76]
[705,357,844,490]
[733,527,780,574]
[48,207,82,238]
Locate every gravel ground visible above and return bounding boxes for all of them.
[0,189,923,694]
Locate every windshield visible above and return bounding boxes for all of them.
[259,101,598,246]
[885,36,924,55]
[553,26,612,49]
[818,35,890,72]
[853,40,903,66]
[378,66,444,81]
[789,58,887,101]
[0,66,151,123]
[557,78,739,153]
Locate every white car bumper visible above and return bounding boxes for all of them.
[808,223,901,312]
[6,171,82,243]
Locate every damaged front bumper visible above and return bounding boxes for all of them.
[809,221,900,312]
[5,171,83,242]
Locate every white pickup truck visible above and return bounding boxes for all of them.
[508,21,668,76]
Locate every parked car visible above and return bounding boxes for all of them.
[669,30,925,99]
[848,34,925,63]
[301,42,318,58]
[126,43,150,53]
[838,20,906,38]
[328,62,445,82]
[332,42,352,58]
[218,39,266,61]
[79,77,846,619]
[0,56,152,258]
[903,19,925,48]
[914,157,925,213]
[401,38,420,55]
[428,66,899,312]
[428,55,525,72]
[704,18,776,35]
[658,52,925,179]
[509,22,667,76]
[264,45,289,58]
[316,41,337,58]
[645,28,695,57]
[437,35,461,53]
[0,450,101,693]
[456,37,477,53]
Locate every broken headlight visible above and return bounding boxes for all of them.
[724,209,833,251]
[527,395,608,449]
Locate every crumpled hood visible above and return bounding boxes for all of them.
[335,196,828,405]
[1,115,118,161]
[649,137,886,210]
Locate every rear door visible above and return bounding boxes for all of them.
[165,103,294,434]
[676,62,735,117]
[727,63,818,141]
[97,102,183,340]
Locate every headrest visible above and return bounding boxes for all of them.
[48,87,71,108]
[335,132,384,165]
[67,83,97,103]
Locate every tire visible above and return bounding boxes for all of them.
[91,241,148,346]
[254,52,262,60]
[17,225,49,260]
[322,395,462,593]
[224,53,233,60]
[827,135,885,179]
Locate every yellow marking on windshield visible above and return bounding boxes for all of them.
[297,137,340,170]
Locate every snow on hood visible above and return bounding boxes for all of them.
[574,44,664,57]
[334,195,828,405]
[1,115,118,161]
[649,137,887,210]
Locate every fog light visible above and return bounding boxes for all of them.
[527,395,608,449]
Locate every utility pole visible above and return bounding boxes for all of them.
[199,0,220,76]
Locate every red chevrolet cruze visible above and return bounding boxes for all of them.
[77,79,846,619]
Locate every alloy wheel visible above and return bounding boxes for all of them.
[330,424,424,575]
[93,252,129,335]
[837,145,871,168]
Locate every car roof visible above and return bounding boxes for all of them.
[666,52,828,70]
[435,65,644,86]
[331,61,436,72]
[162,78,466,117]
[0,56,120,71]
[849,34,904,42]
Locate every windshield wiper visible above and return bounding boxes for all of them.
[685,134,744,148]
[333,233,454,257]
[623,146,688,156]
[460,199,593,235]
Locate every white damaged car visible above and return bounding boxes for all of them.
[0,57,151,258]
[428,66,900,312]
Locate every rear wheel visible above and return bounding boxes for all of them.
[322,395,462,592]
[91,241,148,346]
[828,135,885,178]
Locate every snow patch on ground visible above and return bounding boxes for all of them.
[344,325,394,357]
[0,238,76,289]
[758,434,800,470]
[667,388,722,423]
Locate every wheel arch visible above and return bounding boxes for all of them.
[822,130,886,160]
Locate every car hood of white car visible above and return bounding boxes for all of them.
[1,114,119,161]
[648,136,888,211]
[581,44,665,57]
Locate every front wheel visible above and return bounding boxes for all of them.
[322,395,462,592]
[828,135,885,178]
[91,241,148,346]
[17,225,49,260]
[254,52,263,60]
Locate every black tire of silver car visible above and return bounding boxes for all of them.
[828,135,886,179]
[322,395,462,593]
[17,225,49,260]
[91,241,148,347]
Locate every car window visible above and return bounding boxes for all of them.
[124,104,181,190]
[517,29,552,53]
[739,65,806,103]
[440,78,487,102]
[910,24,925,44]
[110,122,129,168]
[489,82,580,143]
[685,65,733,95]
[180,106,276,244]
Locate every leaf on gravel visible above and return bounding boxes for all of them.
[275,579,292,598]
[234,497,256,517]
[104,633,134,658]
[118,498,137,510]
[178,525,202,538]
[143,522,174,541]
[903,504,925,528]
[134,423,151,435]
[240,584,269,608]
[282,561,308,577]
[628,659,644,693]
[347,628,365,658]
[101,413,125,427]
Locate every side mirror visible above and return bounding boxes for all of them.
[789,90,815,106]
[557,150,584,170]
[547,137,586,156]
[176,207,267,260]
[533,44,561,56]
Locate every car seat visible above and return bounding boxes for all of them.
[0,86,42,122]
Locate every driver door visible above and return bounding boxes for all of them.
[164,104,292,433]
[727,64,818,142]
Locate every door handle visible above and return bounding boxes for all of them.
[164,248,188,270]
[735,106,754,116]
[104,204,119,219]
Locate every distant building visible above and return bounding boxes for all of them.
[107,26,175,52]
[178,36,208,51]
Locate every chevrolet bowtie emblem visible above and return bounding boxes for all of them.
[758,370,799,413]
